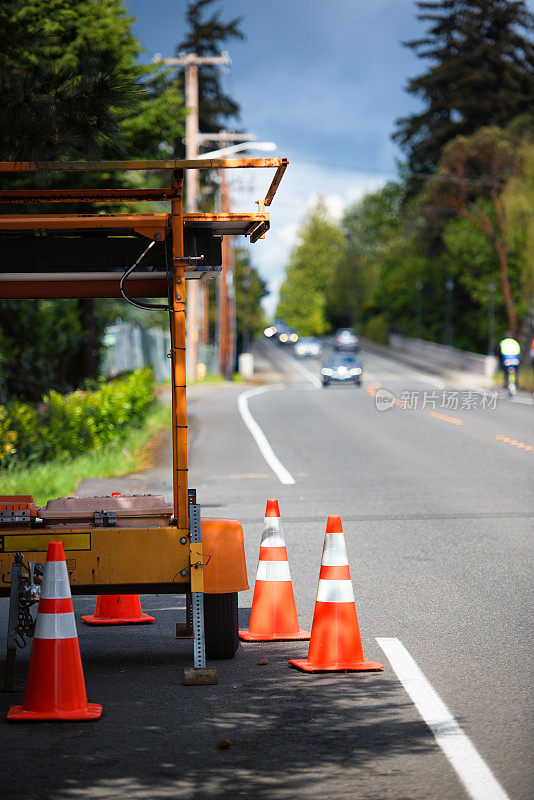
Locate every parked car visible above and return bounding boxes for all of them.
[333,328,361,351]
[321,354,363,386]
[294,337,322,358]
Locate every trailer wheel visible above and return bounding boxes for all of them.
[204,592,239,659]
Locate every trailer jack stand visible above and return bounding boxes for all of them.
[182,502,218,686]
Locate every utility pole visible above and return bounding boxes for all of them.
[197,131,257,378]
[160,52,231,381]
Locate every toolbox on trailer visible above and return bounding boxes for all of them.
[0,157,287,685]
[38,494,174,529]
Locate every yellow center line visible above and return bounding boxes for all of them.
[428,411,463,426]
[495,435,533,452]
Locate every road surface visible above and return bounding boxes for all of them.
[1,340,532,800]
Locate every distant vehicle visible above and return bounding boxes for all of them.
[294,337,322,358]
[321,353,363,387]
[277,326,298,346]
[333,328,361,351]
[264,319,286,338]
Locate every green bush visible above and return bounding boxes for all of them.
[363,314,389,345]
[0,368,154,469]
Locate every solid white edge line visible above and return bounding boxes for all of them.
[269,342,322,388]
[376,638,510,800]
[237,385,296,485]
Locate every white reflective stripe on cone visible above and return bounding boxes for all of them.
[40,561,71,600]
[260,518,285,547]
[316,579,355,603]
[256,560,292,582]
[321,532,349,566]
[34,612,78,640]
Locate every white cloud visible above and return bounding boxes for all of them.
[229,160,388,316]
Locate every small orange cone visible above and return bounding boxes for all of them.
[81,594,155,625]
[8,541,102,720]
[289,516,384,672]
[239,499,310,641]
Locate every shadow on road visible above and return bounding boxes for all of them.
[0,602,438,800]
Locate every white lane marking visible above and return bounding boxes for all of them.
[510,395,534,405]
[377,638,510,800]
[269,343,322,388]
[237,385,296,485]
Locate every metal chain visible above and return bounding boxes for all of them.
[14,593,36,648]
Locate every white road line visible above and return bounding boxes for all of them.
[268,343,322,388]
[237,385,296,485]
[510,395,534,405]
[377,638,510,800]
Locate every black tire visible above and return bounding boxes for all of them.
[204,592,239,659]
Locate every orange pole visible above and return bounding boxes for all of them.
[170,171,188,529]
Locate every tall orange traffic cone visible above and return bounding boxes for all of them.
[289,515,384,672]
[81,594,155,625]
[239,499,310,641]
[8,541,102,720]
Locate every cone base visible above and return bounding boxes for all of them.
[7,703,103,721]
[81,613,155,625]
[239,629,310,642]
[288,658,384,673]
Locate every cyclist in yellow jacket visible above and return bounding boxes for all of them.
[498,332,521,389]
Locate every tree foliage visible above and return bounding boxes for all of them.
[0,0,185,162]
[0,1,186,400]
[176,0,245,146]
[276,198,344,335]
[234,248,268,352]
[425,122,531,332]
[394,0,534,179]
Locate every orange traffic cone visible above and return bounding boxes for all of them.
[8,541,102,720]
[81,594,155,625]
[239,499,310,641]
[289,515,384,672]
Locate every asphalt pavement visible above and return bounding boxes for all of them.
[1,339,532,800]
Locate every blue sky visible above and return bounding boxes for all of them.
[124,0,532,313]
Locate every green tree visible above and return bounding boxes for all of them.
[394,0,534,180]
[0,1,186,398]
[328,183,405,328]
[425,122,531,333]
[502,140,534,312]
[276,198,344,335]
[234,248,268,352]
[0,0,185,162]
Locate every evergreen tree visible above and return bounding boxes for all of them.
[394,0,534,179]
[176,0,245,146]
[0,1,185,398]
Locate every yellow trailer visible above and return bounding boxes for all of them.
[0,157,287,685]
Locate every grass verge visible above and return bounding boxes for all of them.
[0,399,170,506]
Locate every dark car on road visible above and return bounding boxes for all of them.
[333,327,361,351]
[321,353,363,386]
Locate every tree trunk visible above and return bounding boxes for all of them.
[493,239,517,335]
